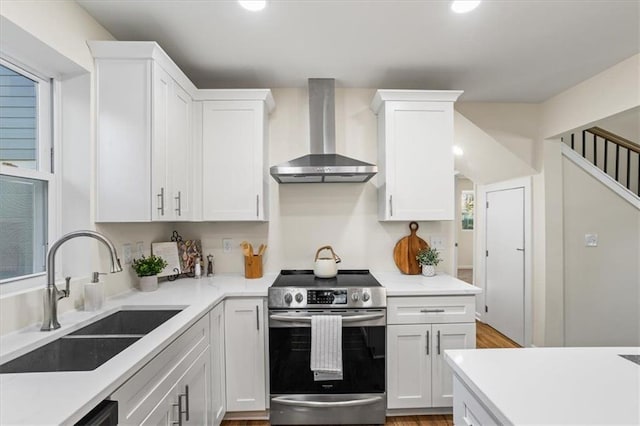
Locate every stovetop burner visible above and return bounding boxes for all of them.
[271,269,382,288]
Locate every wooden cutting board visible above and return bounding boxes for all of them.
[393,222,429,275]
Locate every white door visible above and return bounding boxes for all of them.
[485,187,525,345]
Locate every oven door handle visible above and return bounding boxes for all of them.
[271,396,383,408]
[269,313,384,323]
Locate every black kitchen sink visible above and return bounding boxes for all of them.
[0,309,182,374]
[0,336,140,373]
[70,309,181,336]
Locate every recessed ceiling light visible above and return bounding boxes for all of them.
[238,0,267,11]
[451,0,481,14]
[453,145,464,156]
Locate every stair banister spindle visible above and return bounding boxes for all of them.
[615,144,620,181]
[571,133,575,150]
[627,148,631,188]
[603,139,608,174]
[582,130,586,158]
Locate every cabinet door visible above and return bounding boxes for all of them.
[181,347,211,425]
[387,324,432,409]
[168,82,192,220]
[210,302,226,425]
[431,323,476,407]
[381,101,454,221]
[152,63,172,221]
[202,101,265,221]
[224,299,266,411]
[139,383,176,426]
[95,59,152,222]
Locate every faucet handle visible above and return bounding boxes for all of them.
[62,276,71,298]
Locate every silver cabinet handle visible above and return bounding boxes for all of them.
[272,395,383,408]
[269,313,384,323]
[389,195,393,216]
[256,305,260,330]
[420,309,445,313]
[516,248,524,251]
[426,330,430,355]
[256,194,260,217]
[437,330,441,355]
[183,385,189,421]
[157,187,165,216]
[175,191,182,216]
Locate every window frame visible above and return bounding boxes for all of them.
[0,56,59,294]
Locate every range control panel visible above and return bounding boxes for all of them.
[268,287,387,309]
[307,289,347,305]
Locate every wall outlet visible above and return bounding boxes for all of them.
[430,235,445,250]
[122,243,133,264]
[135,241,145,258]
[222,238,233,253]
[585,234,598,247]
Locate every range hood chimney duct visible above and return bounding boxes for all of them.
[270,78,377,183]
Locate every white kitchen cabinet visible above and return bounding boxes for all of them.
[387,296,475,410]
[224,298,267,411]
[197,92,274,221]
[141,347,210,426]
[90,41,195,222]
[110,314,210,424]
[370,90,463,221]
[210,302,226,425]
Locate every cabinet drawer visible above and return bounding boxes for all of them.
[111,314,210,425]
[387,296,475,324]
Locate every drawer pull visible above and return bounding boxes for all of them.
[420,309,445,313]
[426,330,430,355]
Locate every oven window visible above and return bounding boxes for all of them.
[269,326,385,394]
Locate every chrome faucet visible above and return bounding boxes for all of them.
[41,230,123,331]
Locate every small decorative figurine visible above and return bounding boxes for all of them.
[207,254,214,277]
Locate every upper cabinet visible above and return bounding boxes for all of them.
[90,42,274,222]
[195,91,274,221]
[90,41,196,222]
[371,90,462,221]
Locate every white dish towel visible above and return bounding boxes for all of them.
[310,315,343,381]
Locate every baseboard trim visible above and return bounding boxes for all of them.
[223,410,269,421]
[386,407,453,416]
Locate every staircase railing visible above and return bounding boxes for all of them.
[564,126,639,196]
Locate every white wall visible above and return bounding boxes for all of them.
[562,156,640,346]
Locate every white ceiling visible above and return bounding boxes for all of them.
[77,0,639,102]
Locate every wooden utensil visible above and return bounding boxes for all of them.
[258,244,267,256]
[393,222,429,275]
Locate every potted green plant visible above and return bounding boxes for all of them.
[132,254,168,292]
[416,247,441,277]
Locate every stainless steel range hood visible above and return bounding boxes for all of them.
[270,78,378,183]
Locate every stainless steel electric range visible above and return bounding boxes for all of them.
[268,270,387,425]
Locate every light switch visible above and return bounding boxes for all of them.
[585,234,598,247]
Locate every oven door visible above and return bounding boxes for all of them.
[268,309,386,395]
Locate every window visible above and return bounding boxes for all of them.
[0,59,53,283]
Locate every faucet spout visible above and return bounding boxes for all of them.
[41,230,122,331]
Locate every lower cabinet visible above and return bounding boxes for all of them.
[142,347,211,425]
[110,315,210,425]
[453,375,500,426]
[386,296,476,410]
[224,298,267,412]
[210,302,227,425]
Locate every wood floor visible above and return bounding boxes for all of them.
[221,320,519,426]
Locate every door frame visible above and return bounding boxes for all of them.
[475,176,532,347]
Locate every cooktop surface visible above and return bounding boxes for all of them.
[271,269,382,288]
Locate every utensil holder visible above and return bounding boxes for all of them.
[244,254,263,279]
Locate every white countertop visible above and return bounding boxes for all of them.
[0,271,477,425]
[0,274,274,425]
[445,347,640,425]
[372,271,481,296]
